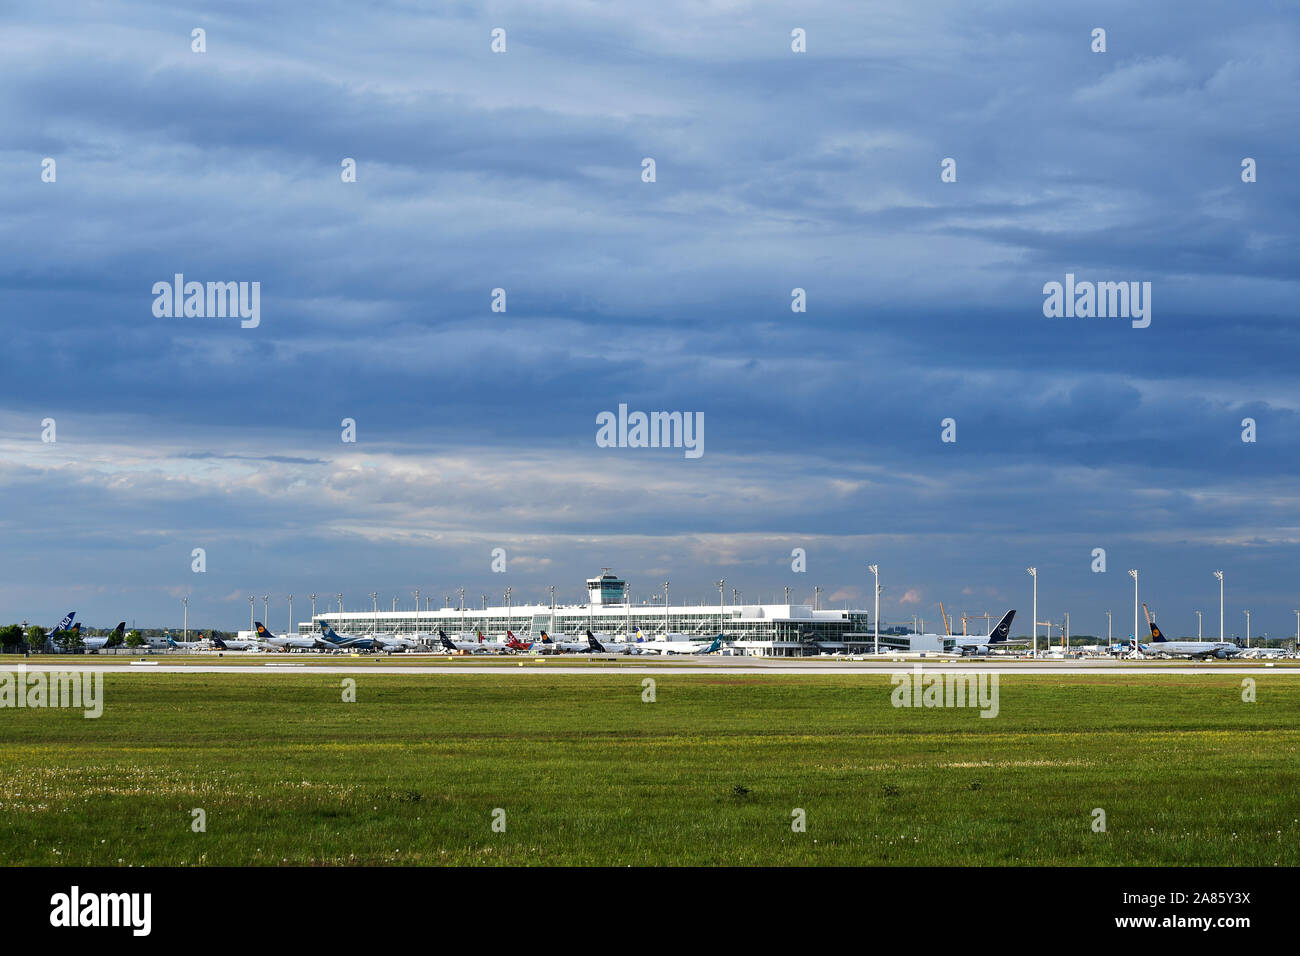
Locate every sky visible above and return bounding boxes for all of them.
[1,1,1297,639]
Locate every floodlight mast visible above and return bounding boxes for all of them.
[1128,570,1139,650]
[1214,571,1224,641]
[869,565,880,655]
[1026,568,1037,657]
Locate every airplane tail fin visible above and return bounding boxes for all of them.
[254,622,276,641]
[587,629,606,652]
[438,630,456,651]
[212,637,228,649]
[1149,606,1170,642]
[989,610,1016,643]
[540,631,552,643]
[51,612,76,635]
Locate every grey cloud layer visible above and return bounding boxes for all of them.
[1,1,1296,631]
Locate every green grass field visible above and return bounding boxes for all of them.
[2,672,1298,865]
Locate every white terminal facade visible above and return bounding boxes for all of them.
[303,570,882,657]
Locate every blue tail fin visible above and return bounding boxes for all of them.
[989,610,1016,644]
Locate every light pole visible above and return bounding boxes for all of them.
[371,591,378,636]
[1106,609,1112,648]
[263,594,269,626]
[548,586,556,636]
[1064,611,1070,651]
[733,587,740,607]
[309,593,317,627]
[814,586,822,611]
[504,587,511,637]
[623,583,630,640]
[869,564,880,655]
[784,585,790,604]
[1244,609,1251,648]
[248,595,254,632]
[288,594,293,635]
[1195,610,1202,641]
[1128,570,1139,650]
[337,593,343,615]
[663,581,670,638]
[458,587,465,637]
[182,597,188,643]
[413,589,420,636]
[1294,610,1299,650]
[716,580,725,637]
[1026,568,1037,657]
[1214,570,1224,641]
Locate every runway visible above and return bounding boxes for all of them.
[7,657,1299,677]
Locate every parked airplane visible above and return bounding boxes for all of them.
[634,630,725,655]
[504,630,534,652]
[549,631,599,653]
[531,631,564,654]
[943,610,1020,656]
[371,632,418,652]
[255,622,325,651]
[318,624,376,651]
[84,622,126,652]
[1136,604,1241,659]
[43,612,79,648]
[585,630,640,654]
[438,629,496,654]
[211,634,264,651]
[165,633,209,651]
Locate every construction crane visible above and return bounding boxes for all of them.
[939,602,952,636]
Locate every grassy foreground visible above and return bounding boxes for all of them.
[1,673,1298,865]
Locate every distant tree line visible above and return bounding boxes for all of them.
[0,624,238,653]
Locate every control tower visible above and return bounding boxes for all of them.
[586,568,627,605]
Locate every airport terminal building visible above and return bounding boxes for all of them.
[301,570,882,656]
